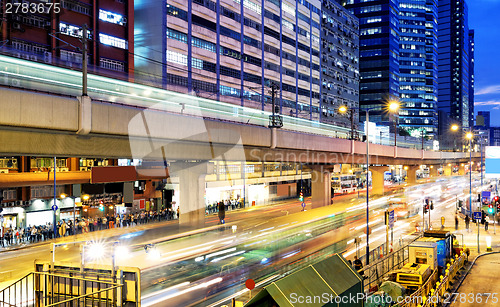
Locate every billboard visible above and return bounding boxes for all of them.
[485,146,500,177]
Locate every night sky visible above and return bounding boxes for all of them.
[469,0,500,126]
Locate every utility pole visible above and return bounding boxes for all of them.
[268,83,282,129]
[421,129,425,151]
[82,24,88,96]
[350,110,355,140]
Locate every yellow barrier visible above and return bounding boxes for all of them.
[422,252,467,307]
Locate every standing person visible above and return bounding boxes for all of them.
[465,215,470,232]
[485,216,490,231]
[218,201,226,224]
[455,214,459,230]
[102,216,108,229]
[353,256,364,276]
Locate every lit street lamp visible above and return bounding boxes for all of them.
[453,127,478,252]
[389,100,400,147]
[339,101,399,265]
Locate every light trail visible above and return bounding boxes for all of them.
[142,278,223,307]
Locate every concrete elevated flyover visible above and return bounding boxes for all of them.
[0,87,478,165]
[0,84,479,227]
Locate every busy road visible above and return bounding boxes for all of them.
[0,174,487,306]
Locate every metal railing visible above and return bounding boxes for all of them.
[0,271,123,307]
[358,233,423,292]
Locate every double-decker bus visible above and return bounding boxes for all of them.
[331,174,357,194]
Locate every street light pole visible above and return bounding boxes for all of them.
[480,134,483,188]
[339,102,399,265]
[394,114,397,147]
[53,156,57,238]
[365,109,370,265]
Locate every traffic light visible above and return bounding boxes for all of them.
[299,192,304,202]
[489,204,494,214]
[430,201,434,210]
[99,200,104,212]
[423,204,428,214]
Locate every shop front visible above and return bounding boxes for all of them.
[80,193,122,218]
[25,198,76,227]
[0,207,24,229]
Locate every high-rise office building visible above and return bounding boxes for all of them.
[437,0,472,131]
[398,0,438,138]
[477,111,490,128]
[342,0,400,125]
[135,0,359,124]
[469,29,475,128]
[321,0,360,128]
[0,0,134,75]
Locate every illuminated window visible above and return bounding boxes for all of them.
[99,9,126,25]
[166,50,188,66]
[282,3,295,17]
[99,33,128,49]
[234,0,261,14]
[59,22,92,39]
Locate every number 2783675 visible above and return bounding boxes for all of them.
[5,2,60,14]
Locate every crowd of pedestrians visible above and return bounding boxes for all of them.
[206,199,243,214]
[0,208,179,248]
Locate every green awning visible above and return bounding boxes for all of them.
[245,254,363,307]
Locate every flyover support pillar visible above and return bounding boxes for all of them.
[371,166,388,196]
[429,165,438,177]
[459,164,466,176]
[406,166,419,185]
[472,162,479,172]
[310,166,332,209]
[444,164,452,176]
[170,162,212,229]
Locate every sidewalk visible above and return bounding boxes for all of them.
[0,196,308,253]
[450,252,500,307]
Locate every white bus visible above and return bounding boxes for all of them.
[331,174,357,194]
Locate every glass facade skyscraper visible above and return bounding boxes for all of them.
[437,0,472,130]
[469,29,475,128]
[398,0,438,137]
[342,0,400,124]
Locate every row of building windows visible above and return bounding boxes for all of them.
[166,26,320,75]
[167,4,320,57]
[166,50,317,98]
